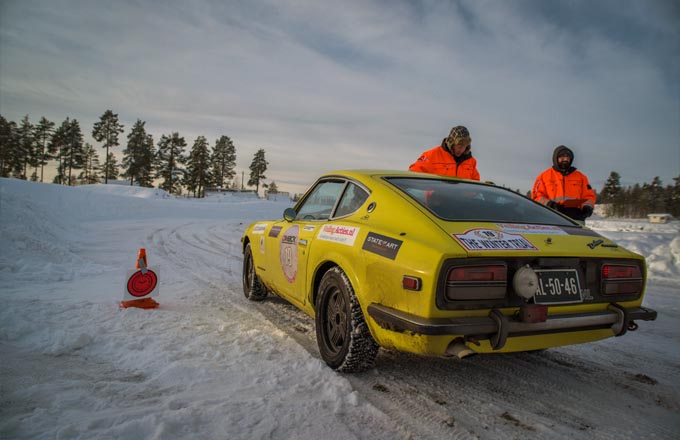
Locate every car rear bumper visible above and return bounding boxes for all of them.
[367,303,657,350]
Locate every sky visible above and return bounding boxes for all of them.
[1,177,678,439]
[0,0,678,195]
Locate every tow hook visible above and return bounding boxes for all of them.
[627,321,639,331]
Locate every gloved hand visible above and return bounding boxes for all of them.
[546,200,558,210]
[581,205,594,217]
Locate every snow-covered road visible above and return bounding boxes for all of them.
[1,179,678,439]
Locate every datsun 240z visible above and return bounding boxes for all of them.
[241,170,657,372]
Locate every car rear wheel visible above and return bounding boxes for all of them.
[315,267,379,372]
[242,243,267,301]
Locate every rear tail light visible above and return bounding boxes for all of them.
[601,264,643,295]
[446,264,507,300]
[402,276,422,291]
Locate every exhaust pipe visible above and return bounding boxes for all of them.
[445,341,477,359]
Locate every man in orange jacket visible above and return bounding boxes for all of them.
[532,145,596,223]
[409,125,480,180]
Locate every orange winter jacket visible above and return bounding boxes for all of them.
[532,167,596,209]
[409,146,480,180]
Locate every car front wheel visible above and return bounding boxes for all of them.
[242,243,267,301]
[315,267,379,372]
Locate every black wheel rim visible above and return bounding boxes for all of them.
[324,286,348,355]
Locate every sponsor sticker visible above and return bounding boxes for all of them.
[496,223,567,235]
[303,225,316,232]
[269,225,283,238]
[453,228,537,251]
[252,223,268,234]
[362,232,403,260]
[317,224,360,246]
[280,225,299,283]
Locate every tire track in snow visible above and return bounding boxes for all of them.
[150,220,679,440]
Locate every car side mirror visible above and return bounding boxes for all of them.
[283,207,296,222]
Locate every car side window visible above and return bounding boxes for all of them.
[295,181,345,220]
[334,183,369,217]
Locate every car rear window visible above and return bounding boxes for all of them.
[386,177,576,226]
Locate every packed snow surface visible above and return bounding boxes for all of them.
[1,178,678,440]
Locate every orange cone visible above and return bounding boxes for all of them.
[120,297,159,309]
[136,248,147,269]
[120,248,159,309]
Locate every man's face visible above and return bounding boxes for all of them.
[452,142,468,157]
[557,154,571,169]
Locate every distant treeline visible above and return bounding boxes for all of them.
[598,171,680,218]
[0,111,273,197]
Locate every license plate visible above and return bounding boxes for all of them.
[534,269,583,304]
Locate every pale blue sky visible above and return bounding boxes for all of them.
[1,0,678,194]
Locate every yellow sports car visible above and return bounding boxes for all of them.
[241,170,657,372]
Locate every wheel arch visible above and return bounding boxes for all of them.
[311,261,338,311]
[241,235,251,253]
[310,256,363,312]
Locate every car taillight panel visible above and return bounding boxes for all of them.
[601,263,643,295]
[446,264,507,300]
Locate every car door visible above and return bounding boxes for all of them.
[272,179,347,307]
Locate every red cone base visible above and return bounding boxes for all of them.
[120,297,159,309]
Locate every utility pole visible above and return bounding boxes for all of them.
[241,171,244,190]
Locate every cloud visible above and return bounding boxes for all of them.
[1,0,677,194]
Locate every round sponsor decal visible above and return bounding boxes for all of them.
[280,225,299,283]
[474,229,504,240]
[126,270,158,297]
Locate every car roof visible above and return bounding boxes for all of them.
[319,169,491,187]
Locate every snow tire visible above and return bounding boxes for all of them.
[315,266,379,373]
[242,243,267,301]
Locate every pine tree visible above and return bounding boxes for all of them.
[79,143,101,184]
[211,135,236,188]
[600,171,622,217]
[104,152,120,181]
[156,132,186,195]
[268,181,279,194]
[0,115,18,178]
[628,184,643,218]
[122,119,156,187]
[669,176,680,217]
[15,115,35,180]
[62,119,85,185]
[92,110,125,184]
[185,136,212,198]
[50,118,70,185]
[138,134,156,187]
[33,117,55,182]
[247,148,268,195]
[645,177,665,213]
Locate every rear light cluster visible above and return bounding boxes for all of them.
[446,264,507,300]
[601,264,643,295]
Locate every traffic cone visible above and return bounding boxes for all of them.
[136,248,147,270]
[120,248,159,309]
